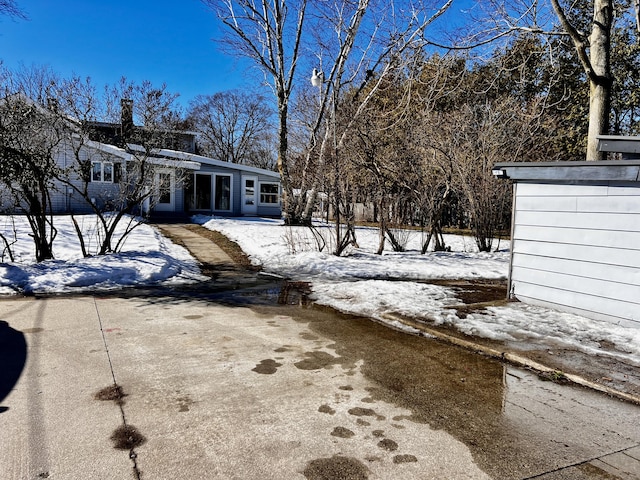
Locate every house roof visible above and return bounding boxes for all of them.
[77,136,133,161]
[79,138,279,179]
[78,137,201,170]
[126,144,281,179]
[493,160,640,182]
[85,120,198,137]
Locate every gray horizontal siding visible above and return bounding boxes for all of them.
[514,240,640,269]
[512,288,638,328]
[257,205,281,217]
[510,181,640,327]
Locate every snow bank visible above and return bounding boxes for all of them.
[0,215,205,294]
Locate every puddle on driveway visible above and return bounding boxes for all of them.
[303,455,369,480]
[198,280,312,307]
[267,303,511,477]
[239,295,640,479]
[107,276,639,478]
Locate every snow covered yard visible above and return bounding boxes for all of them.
[0,215,205,294]
[195,216,640,368]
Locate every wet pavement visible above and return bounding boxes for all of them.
[1,224,640,479]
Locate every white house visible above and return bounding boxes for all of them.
[152,147,282,218]
[1,95,282,219]
[493,153,640,328]
[61,140,282,218]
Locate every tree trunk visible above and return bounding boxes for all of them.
[587,80,611,160]
[71,215,88,258]
[550,0,613,161]
[376,196,386,255]
[586,0,613,160]
[277,100,297,224]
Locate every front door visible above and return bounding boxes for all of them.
[155,170,175,211]
[241,176,258,215]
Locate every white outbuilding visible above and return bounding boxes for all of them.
[493,139,640,328]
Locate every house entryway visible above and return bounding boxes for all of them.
[241,176,258,215]
[154,170,175,212]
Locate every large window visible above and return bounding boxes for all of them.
[195,174,212,210]
[259,182,280,205]
[91,161,113,183]
[214,174,232,211]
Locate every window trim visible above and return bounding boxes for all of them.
[192,172,213,211]
[213,173,233,212]
[91,161,114,183]
[258,181,280,206]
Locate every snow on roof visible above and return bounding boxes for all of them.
[145,157,201,170]
[77,136,133,160]
[76,137,200,170]
[126,144,280,179]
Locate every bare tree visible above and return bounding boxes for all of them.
[448,100,515,251]
[0,0,25,19]
[446,1,639,160]
[187,91,276,168]
[402,53,466,253]
[203,0,307,223]
[0,66,63,261]
[204,0,454,226]
[56,77,191,255]
[407,45,562,251]
[344,69,420,254]
[297,1,454,227]
[0,215,18,262]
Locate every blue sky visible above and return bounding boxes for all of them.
[0,1,475,109]
[0,0,251,107]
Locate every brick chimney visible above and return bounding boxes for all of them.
[120,98,133,141]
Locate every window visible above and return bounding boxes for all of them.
[244,179,255,205]
[259,182,280,205]
[214,174,232,211]
[158,172,172,204]
[91,161,114,183]
[195,174,212,210]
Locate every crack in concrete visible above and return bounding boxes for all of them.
[27,301,51,478]
[521,444,640,479]
[93,297,143,480]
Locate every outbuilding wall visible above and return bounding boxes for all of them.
[509,180,640,327]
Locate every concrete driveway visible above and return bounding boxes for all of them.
[2,291,640,480]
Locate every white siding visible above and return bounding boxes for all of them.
[511,181,640,327]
